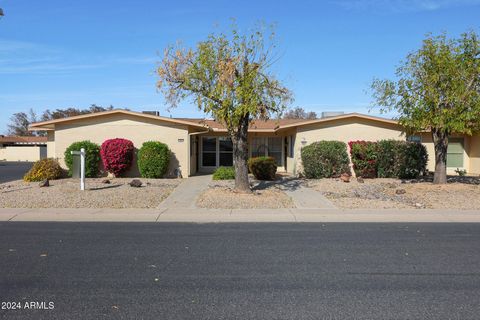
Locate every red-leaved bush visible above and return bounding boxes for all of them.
[348,140,378,178]
[100,138,134,177]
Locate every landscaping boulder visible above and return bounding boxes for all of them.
[395,188,406,195]
[39,179,50,187]
[101,179,111,184]
[129,179,143,188]
[340,173,351,183]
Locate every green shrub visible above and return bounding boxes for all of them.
[376,140,403,178]
[348,141,378,178]
[24,158,64,182]
[212,166,235,180]
[248,157,277,180]
[396,142,428,179]
[64,140,101,178]
[137,141,171,178]
[301,141,350,178]
[350,140,428,179]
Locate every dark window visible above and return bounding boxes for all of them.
[219,137,233,152]
[219,153,233,166]
[202,137,216,152]
[202,153,216,167]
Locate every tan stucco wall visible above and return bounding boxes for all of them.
[293,118,406,175]
[53,113,190,177]
[0,146,46,162]
[470,134,480,175]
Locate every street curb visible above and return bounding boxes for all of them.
[1,208,480,223]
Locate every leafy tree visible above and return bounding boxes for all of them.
[156,23,292,192]
[7,109,38,136]
[283,107,317,119]
[371,31,480,184]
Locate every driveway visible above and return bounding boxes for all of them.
[0,161,33,183]
[1,222,479,319]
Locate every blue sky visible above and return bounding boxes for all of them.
[0,0,479,133]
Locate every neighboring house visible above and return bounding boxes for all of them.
[28,109,480,177]
[0,136,47,162]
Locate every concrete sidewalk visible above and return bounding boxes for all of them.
[1,208,480,223]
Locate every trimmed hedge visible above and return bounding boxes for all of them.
[376,140,402,178]
[348,141,378,178]
[349,140,428,179]
[396,142,428,179]
[64,140,101,178]
[301,141,350,178]
[212,166,235,180]
[100,138,134,177]
[137,141,170,178]
[24,158,64,182]
[248,157,277,180]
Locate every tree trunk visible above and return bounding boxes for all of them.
[432,128,448,184]
[231,114,251,193]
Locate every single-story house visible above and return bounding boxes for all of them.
[28,109,480,177]
[0,135,47,162]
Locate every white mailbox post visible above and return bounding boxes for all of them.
[71,148,85,191]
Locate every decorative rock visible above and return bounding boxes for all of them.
[395,188,406,195]
[129,179,143,188]
[357,177,364,183]
[340,173,351,183]
[39,179,49,187]
[414,203,424,208]
[101,179,111,184]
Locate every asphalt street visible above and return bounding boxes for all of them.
[1,222,479,319]
[0,162,33,183]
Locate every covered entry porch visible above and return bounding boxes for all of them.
[192,133,293,174]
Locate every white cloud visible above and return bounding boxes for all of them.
[333,0,480,12]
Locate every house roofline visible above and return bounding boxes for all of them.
[28,110,400,133]
[277,113,400,130]
[28,109,209,131]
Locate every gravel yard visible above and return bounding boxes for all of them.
[307,176,480,209]
[0,178,181,209]
[196,179,294,209]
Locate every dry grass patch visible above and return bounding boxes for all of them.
[196,180,294,209]
[307,177,480,209]
[0,178,181,209]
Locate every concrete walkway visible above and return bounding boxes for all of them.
[158,174,211,209]
[255,177,336,209]
[1,208,480,223]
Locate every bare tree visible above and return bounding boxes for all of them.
[6,105,115,136]
[7,109,37,136]
[283,107,317,119]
